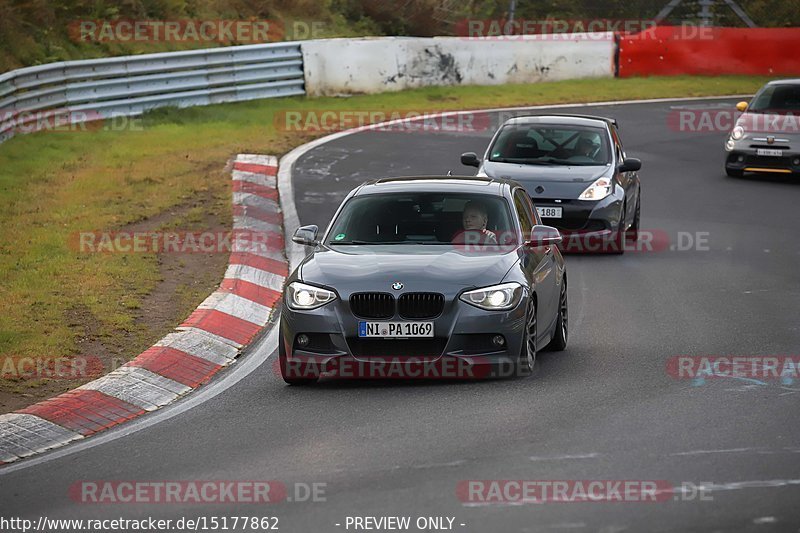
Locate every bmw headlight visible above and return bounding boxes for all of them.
[578,177,613,201]
[731,126,745,140]
[286,282,336,310]
[460,282,524,311]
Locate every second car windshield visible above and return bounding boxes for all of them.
[749,84,800,113]
[325,192,514,246]
[488,124,611,166]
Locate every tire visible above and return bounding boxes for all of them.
[516,300,537,377]
[545,280,568,352]
[726,167,744,178]
[279,333,319,385]
[625,197,640,243]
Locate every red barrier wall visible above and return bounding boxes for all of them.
[618,26,800,77]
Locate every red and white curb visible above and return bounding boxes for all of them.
[0,154,287,465]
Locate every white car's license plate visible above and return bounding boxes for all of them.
[756,148,783,157]
[537,206,563,219]
[358,321,434,338]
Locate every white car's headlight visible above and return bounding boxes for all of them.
[578,177,613,201]
[286,282,336,310]
[731,126,745,140]
[460,282,524,311]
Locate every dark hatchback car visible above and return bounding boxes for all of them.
[462,115,642,253]
[279,177,568,385]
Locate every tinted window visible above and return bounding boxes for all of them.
[750,84,800,113]
[489,124,611,166]
[326,192,513,246]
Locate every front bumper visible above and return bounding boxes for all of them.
[725,138,800,175]
[280,295,527,380]
[532,188,624,231]
[532,192,625,253]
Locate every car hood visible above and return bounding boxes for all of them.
[738,111,800,137]
[481,161,611,198]
[299,245,518,297]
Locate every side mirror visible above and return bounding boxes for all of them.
[618,158,642,173]
[528,225,562,247]
[736,101,749,113]
[292,225,319,246]
[461,152,481,168]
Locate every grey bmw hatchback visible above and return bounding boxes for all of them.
[279,176,568,385]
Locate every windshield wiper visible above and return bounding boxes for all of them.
[331,241,451,246]
[330,241,415,245]
[491,158,555,166]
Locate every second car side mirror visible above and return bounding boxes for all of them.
[292,225,319,246]
[528,225,562,247]
[461,152,481,168]
[736,101,749,112]
[618,158,642,173]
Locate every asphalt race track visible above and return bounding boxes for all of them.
[3,98,800,532]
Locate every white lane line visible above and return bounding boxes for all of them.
[669,447,756,457]
[529,453,601,461]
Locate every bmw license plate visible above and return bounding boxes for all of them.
[756,148,783,157]
[359,322,434,338]
[537,206,563,219]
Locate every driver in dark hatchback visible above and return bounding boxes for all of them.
[280,176,568,385]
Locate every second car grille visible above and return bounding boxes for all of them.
[350,293,395,319]
[398,293,445,319]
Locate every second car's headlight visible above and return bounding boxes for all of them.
[460,283,524,311]
[578,177,613,201]
[286,282,336,310]
[731,126,745,140]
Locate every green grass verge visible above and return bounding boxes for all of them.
[0,75,771,404]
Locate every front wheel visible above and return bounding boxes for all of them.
[625,197,640,242]
[516,301,537,377]
[545,281,568,352]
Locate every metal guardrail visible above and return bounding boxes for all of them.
[0,42,305,143]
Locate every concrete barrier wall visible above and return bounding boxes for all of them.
[301,35,615,97]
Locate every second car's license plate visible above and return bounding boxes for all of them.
[537,206,563,219]
[359,322,434,338]
[756,148,783,157]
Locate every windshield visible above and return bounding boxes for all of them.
[325,192,515,246]
[488,124,611,166]
[749,84,800,114]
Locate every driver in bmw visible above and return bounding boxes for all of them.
[454,201,497,245]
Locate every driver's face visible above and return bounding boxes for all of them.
[463,207,487,230]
